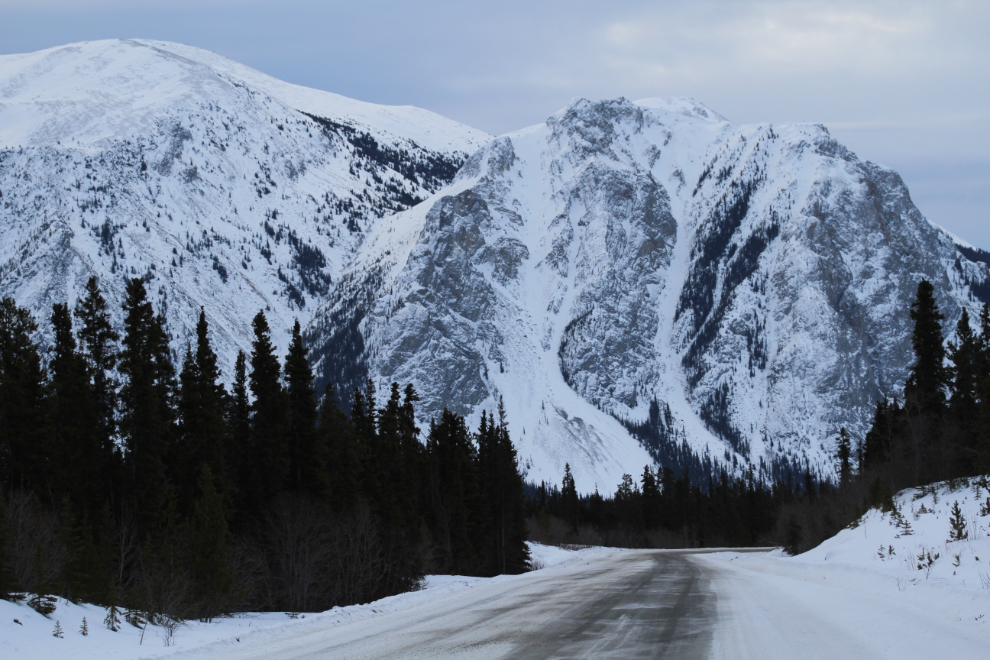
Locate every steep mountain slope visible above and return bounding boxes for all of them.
[306,97,990,492]
[0,39,489,362]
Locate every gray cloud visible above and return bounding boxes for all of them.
[2,0,987,246]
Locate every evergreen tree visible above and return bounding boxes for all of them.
[104,602,121,632]
[948,308,981,416]
[399,384,424,525]
[49,303,102,514]
[426,409,482,574]
[863,397,903,470]
[118,278,177,533]
[836,427,852,486]
[903,279,949,482]
[904,279,948,415]
[74,277,119,496]
[177,309,229,513]
[350,380,379,499]
[0,298,51,497]
[191,465,234,620]
[948,307,981,473]
[59,502,108,605]
[641,466,660,530]
[480,400,529,574]
[560,464,579,534]
[976,304,990,472]
[375,382,404,521]
[227,351,250,516]
[284,321,325,498]
[0,489,13,596]
[246,311,288,512]
[318,384,359,512]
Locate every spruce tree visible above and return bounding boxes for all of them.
[118,278,177,533]
[481,400,529,574]
[641,466,661,530]
[905,279,948,415]
[976,304,990,472]
[284,320,325,498]
[904,279,949,482]
[227,351,250,516]
[191,465,234,620]
[835,427,852,486]
[948,307,981,473]
[0,298,51,497]
[74,276,120,494]
[560,464,579,534]
[426,409,483,574]
[948,308,980,416]
[318,384,359,512]
[177,309,229,513]
[350,380,379,499]
[49,303,102,515]
[0,489,13,596]
[247,311,288,512]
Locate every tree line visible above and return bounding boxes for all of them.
[527,280,990,553]
[0,276,529,624]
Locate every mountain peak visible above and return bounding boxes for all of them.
[634,97,728,123]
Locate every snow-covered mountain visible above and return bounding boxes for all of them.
[305,97,990,492]
[0,39,489,361]
[3,40,987,493]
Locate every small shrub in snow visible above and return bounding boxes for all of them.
[160,615,181,647]
[53,620,63,638]
[917,548,940,577]
[80,617,89,636]
[104,604,122,631]
[125,609,146,628]
[949,501,968,542]
[28,594,57,616]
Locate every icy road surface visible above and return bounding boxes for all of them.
[158,547,986,660]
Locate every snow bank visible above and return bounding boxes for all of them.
[698,477,990,639]
[0,543,610,659]
[800,476,990,592]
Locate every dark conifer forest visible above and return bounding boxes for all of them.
[1,275,989,624]
[0,277,529,623]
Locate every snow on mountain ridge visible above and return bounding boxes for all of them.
[0,39,489,154]
[0,39,490,373]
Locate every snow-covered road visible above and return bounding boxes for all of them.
[167,549,714,660]
[6,544,987,658]
[161,547,987,660]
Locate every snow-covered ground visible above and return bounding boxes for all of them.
[0,543,609,659]
[698,477,990,657]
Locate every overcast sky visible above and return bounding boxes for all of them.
[3,0,988,247]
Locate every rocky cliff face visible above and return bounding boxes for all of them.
[307,97,990,491]
[0,39,488,364]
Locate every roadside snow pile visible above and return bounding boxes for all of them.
[697,477,990,645]
[801,476,990,591]
[526,542,608,571]
[0,543,611,659]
